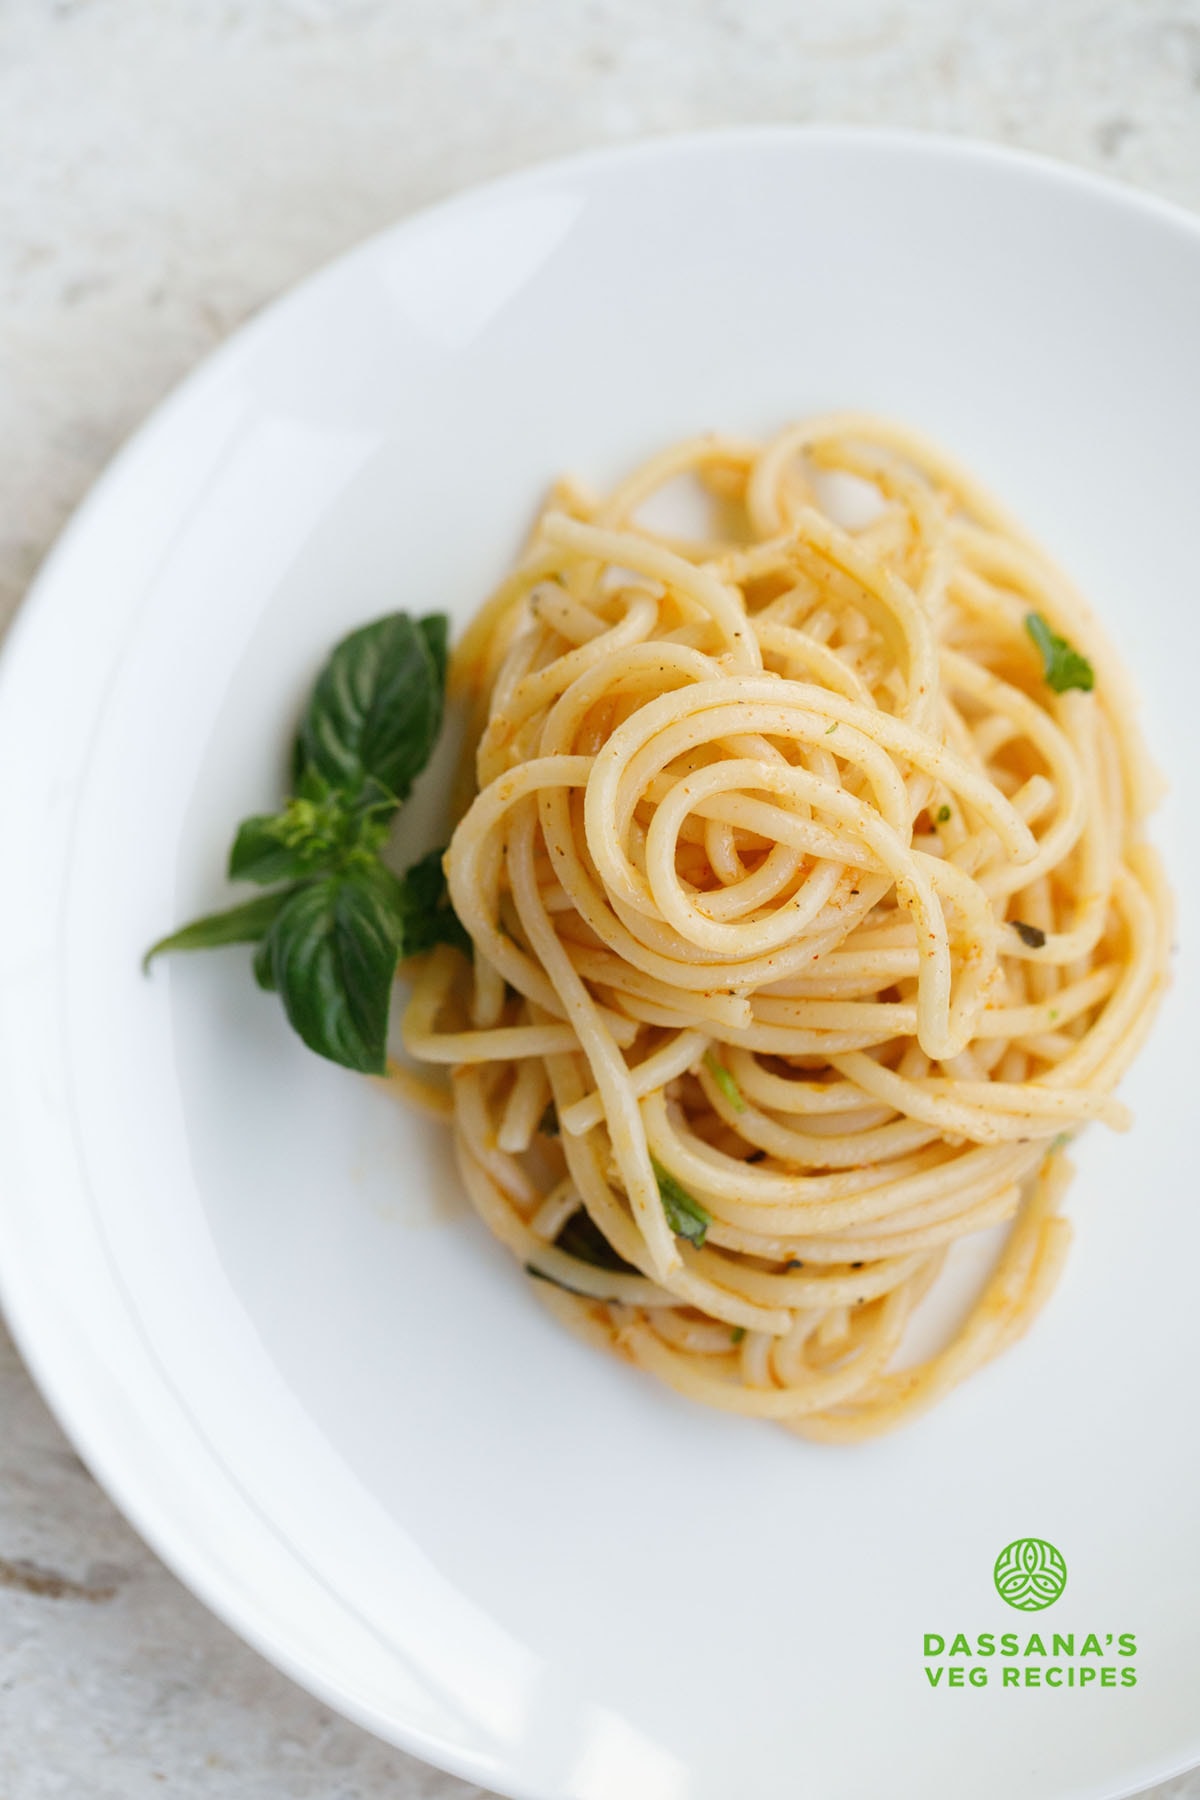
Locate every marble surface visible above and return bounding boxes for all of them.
[2,2,1199,1795]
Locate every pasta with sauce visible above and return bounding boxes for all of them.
[398,416,1170,1439]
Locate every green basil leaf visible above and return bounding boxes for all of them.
[228,814,316,886]
[418,613,449,695]
[266,864,403,1073]
[650,1154,711,1247]
[143,890,292,972]
[1025,612,1094,694]
[394,845,471,957]
[555,1209,640,1273]
[252,935,278,992]
[295,612,448,805]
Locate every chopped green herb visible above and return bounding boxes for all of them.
[730,1326,746,1345]
[935,804,951,824]
[555,1209,638,1273]
[1048,1008,1060,1023]
[1011,919,1047,949]
[703,1048,746,1113]
[825,721,839,735]
[650,1155,711,1247]
[1049,1131,1071,1154]
[1025,612,1094,694]
[524,1262,588,1295]
[539,1102,560,1138]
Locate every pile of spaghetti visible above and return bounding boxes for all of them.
[400,416,1170,1439]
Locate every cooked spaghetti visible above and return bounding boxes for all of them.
[399,416,1170,1439]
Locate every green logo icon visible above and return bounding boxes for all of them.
[994,1538,1068,1611]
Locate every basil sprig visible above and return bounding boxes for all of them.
[145,612,468,1074]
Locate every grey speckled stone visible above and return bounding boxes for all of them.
[1,2,1199,1795]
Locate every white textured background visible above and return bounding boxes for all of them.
[1,3,1199,1796]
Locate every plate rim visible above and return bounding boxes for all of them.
[2,122,1199,1800]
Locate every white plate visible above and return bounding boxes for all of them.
[0,127,1196,1800]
